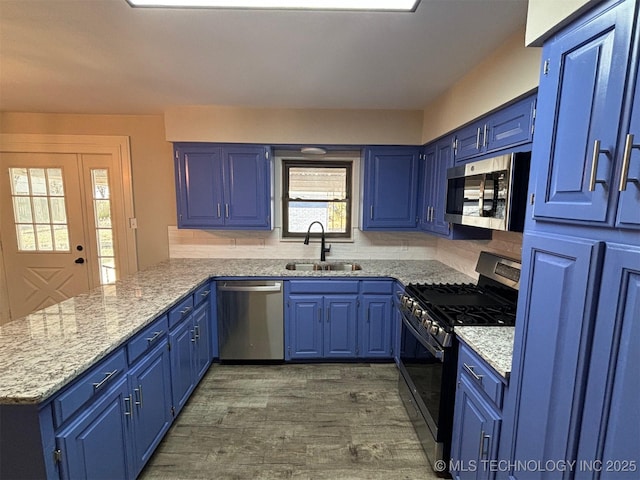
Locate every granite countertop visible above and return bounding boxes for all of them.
[455,326,515,380]
[0,258,475,405]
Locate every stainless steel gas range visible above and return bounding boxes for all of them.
[396,251,521,474]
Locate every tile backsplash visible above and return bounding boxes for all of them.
[168,226,523,278]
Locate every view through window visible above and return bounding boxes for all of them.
[282,160,352,238]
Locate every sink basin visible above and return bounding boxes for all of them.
[285,262,362,271]
[285,262,322,271]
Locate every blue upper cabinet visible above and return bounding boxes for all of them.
[532,0,637,227]
[453,95,536,164]
[361,146,420,230]
[174,143,272,230]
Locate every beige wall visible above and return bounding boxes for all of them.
[421,27,542,144]
[0,112,174,270]
[526,0,599,46]
[165,106,424,145]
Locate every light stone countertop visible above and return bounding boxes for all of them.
[455,326,515,380]
[0,258,475,404]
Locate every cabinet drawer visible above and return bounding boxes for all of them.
[458,343,504,407]
[288,280,360,294]
[53,348,127,427]
[360,280,394,294]
[127,315,169,364]
[169,295,194,329]
[194,282,212,307]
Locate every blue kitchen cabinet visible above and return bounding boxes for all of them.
[56,376,133,480]
[324,296,359,358]
[359,295,393,358]
[193,301,212,381]
[169,313,196,414]
[451,343,506,480]
[174,143,272,230]
[287,296,324,359]
[361,146,420,230]
[531,0,636,226]
[500,233,603,479]
[419,137,491,240]
[575,244,640,480]
[453,95,535,164]
[128,338,172,477]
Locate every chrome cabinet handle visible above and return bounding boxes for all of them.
[146,331,163,345]
[194,325,200,340]
[483,124,489,147]
[180,306,192,316]
[370,205,374,219]
[463,363,483,383]
[619,133,640,191]
[225,204,230,218]
[476,127,481,149]
[124,395,133,417]
[478,430,491,460]
[134,385,143,407]
[217,203,221,218]
[589,139,610,191]
[92,369,118,391]
[430,206,434,222]
[191,330,196,343]
[201,290,210,298]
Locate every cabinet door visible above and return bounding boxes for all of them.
[451,375,501,480]
[362,147,419,229]
[287,296,323,359]
[505,233,602,479]
[324,296,358,358]
[193,301,212,381]
[576,244,640,479]
[485,96,534,153]
[175,146,224,228]
[223,146,270,228]
[129,339,172,476]
[169,318,195,415]
[360,295,393,358]
[454,121,485,163]
[57,377,132,480]
[532,0,634,224]
[430,139,454,236]
[616,67,640,229]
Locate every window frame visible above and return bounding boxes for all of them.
[282,159,353,239]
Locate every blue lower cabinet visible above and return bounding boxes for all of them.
[324,296,358,358]
[129,339,172,476]
[56,377,133,480]
[193,301,212,381]
[360,295,394,358]
[169,317,197,414]
[286,295,358,359]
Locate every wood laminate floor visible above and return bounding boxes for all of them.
[140,363,438,480]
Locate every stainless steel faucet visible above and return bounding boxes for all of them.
[303,221,331,262]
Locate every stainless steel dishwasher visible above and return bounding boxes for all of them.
[217,280,284,360]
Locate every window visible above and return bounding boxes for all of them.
[90,169,117,284]
[282,160,352,238]
[9,167,70,252]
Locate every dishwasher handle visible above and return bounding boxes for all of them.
[218,282,282,292]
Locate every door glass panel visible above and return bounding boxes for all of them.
[36,224,53,251]
[90,169,116,284]
[9,167,70,252]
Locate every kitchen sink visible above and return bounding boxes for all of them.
[285,262,362,271]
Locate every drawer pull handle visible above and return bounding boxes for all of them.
[93,369,118,391]
[124,395,133,417]
[191,330,196,343]
[146,331,163,345]
[134,385,143,407]
[194,325,200,340]
[201,290,210,298]
[589,140,610,191]
[180,306,192,316]
[463,363,483,383]
[478,430,491,460]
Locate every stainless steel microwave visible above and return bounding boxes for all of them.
[444,152,531,232]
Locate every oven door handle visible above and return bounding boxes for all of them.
[401,314,445,361]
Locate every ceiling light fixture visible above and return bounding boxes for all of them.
[126,0,420,11]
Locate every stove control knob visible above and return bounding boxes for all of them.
[430,324,441,337]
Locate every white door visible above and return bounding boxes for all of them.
[1,139,136,321]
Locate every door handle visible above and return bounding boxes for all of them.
[74,258,85,264]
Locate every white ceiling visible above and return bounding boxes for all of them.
[0,0,528,115]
